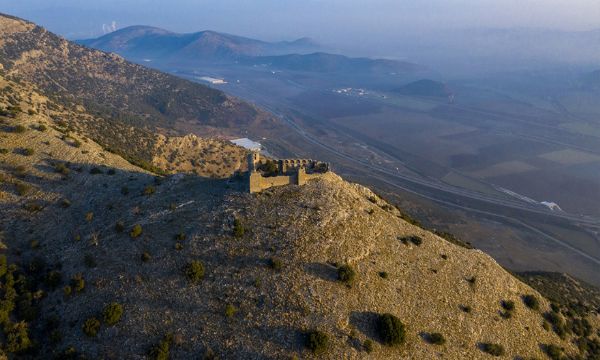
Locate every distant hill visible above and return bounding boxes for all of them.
[78,26,320,61]
[0,13,277,168]
[394,79,452,98]
[243,52,424,74]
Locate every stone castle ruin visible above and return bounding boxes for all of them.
[247,152,330,193]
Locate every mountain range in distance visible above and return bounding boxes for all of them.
[78,26,320,61]
[77,25,427,76]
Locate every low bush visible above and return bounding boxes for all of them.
[85,212,94,222]
[115,221,125,232]
[377,313,406,346]
[379,271,389,279]
[45,270,62,289]
[103,302,124,326]
[15,182,31,196]
[130,224,143,238]
[141,252,151,262]
[363,339,374,353]
[224,304,237,318]
[337,264,356,285]
[82,317,100,337]
[149,333,173,360]
[480,343,505,356]
[143,185,155,195]
[71,274,85,293]
[233,218,245,238]
[305,330,329,354]
[13,125,26,133]
[543,344,562,360]
[22,148,34,156]
[399,235,423,246]
[89,167,103,175]
[5,322,32,353]
[54,163,70,175]
[522,294,540,310]
[268,257,283,271]
[184,260,205,283]
[426,332,446,345]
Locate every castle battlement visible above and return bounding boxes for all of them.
[247,152,329,193]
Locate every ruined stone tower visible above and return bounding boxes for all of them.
[246,151,329,193]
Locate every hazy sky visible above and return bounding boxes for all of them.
[3,0,600,41]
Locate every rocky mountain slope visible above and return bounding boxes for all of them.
[0,13,277,168]
[1,77,598,359]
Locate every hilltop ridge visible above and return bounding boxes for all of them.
[0,13,598,360]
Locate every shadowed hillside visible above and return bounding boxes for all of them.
[0,13,599,360]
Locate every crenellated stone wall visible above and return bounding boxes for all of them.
[247,152,329,193]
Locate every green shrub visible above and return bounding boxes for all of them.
[45,270,62,289]
[15,182,31,196]
[0,255,6,278]
[399,235,423,246]
[224,304,237,318]
[37,124,46,131]
[71,274,85,293]
[522,294,539,310]
[305,330,329,354]
[543,344,562,360]
[115,221,125,232]
[480,343,505,356]
[379,271,389,279]
[268,257,283,271]
[89,167,103,175]
[54,163,70,175]
[175,232,186,241]
[63,286,72,296]
[0,148,8,154]
[6,321,32,353]
[85,212,94,222]
[83,317,100,337]
[143,185,155,195]
[22,148,34,156]
[233,218,245,238]
[426,332,446,345]
[60,199,71,208]
[337,264,356,285]
[141,252,151,262]
[130,224,143,238]
[377,313,406,346]
[103,302,124,326]
[363,339,374,353]
[149,334,173,360]
[24,202,43,212]
[13,125,26,133]
[184,260,205,283]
